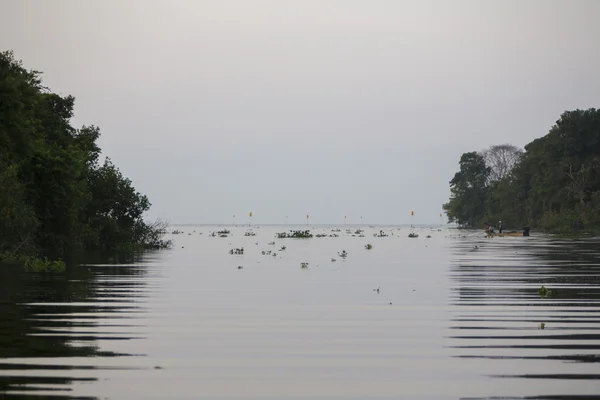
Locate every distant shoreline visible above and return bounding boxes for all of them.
[169,223,453,228]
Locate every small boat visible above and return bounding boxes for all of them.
[485,227,530,237]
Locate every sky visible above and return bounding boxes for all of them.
[1,0,599,225]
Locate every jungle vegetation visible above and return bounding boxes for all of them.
[0,51,170,268]
[444,108,600,234]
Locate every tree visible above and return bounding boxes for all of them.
[446,108,600,234]
[444,152,490,227]
[481,144,523,182]
[0,50,170,265]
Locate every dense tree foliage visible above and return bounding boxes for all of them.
[444,108,600,234]
[0,51,169,263]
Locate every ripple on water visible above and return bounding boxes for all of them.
[0,226,599,399]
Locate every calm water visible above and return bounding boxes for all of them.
[1,225,599,399]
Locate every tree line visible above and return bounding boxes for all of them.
[0,51,170,266]
[444,108,600,234]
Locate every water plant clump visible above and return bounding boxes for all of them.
[355,229,364,234]
[539,286,553,297]
[229,248,244,255]
[301,262,309,268]
[374,230,388,237]
[24,257,66,273]
[408,232,419,238]
[1,252,66,273]
[277,230,313,238]
[315,233,328,238]
[0,252,30,264]
[244,231,256,236]
[365,244,373,250]
[279,245,286,251]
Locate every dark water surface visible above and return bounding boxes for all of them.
[1,226,599,399]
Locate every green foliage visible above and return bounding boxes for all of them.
[446,108,600,234]
[539,286,553,298]
[0,251,65,273]
[0,50,170,265]
[277,230,313,238]
[24,257,66,273]
[444,152,490,227]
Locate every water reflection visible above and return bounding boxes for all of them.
[449,233,600,399]
[0,252,157,399]
[2,227,600,399]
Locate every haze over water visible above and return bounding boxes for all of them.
[1,225,599,399]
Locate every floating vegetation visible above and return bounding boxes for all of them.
[408,233,419,238]
[229,248,244,255]
[262,250,272,256]
[237,266,243,269]
[315,233,328,238]
[279,245,287,251]
[355,229,364,234]
[215,229,230,238]
[244,231,256,236]
[374,230,388,237]
[268,241,275,245]
[365,244,373,250]
[331,229,341,232]
[426,235,432,238]
[329,234,339,238]
[539,322,546,329]
[331,258,336,262]
[301,262,309,269]
[539,286,553,298]
[277,230,313,238]
[171,230,183,234]
[338,250,348,258]
[24,257,66,273]
[210,231,228,237]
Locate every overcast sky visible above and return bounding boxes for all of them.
[1,0,599,225]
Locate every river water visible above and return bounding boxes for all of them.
[0,225,599,399]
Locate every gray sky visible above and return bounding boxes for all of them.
[1,0,599,225]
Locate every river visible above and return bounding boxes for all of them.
[1,225,598,399]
